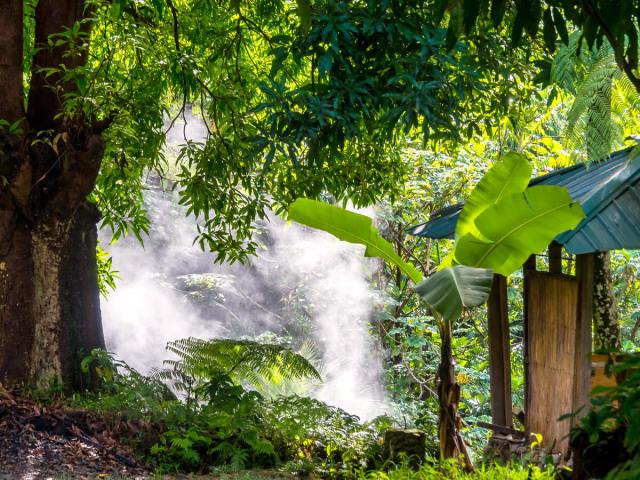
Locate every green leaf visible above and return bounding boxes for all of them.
[433,0,449,25]
[543,8,556,52]
[511,0,526,46]
[296,0,312,33]
[455,152,532,240]
[415,266,493,321]
[524,0,542,38]
[446,0,464,50]
[288,198,423,284]
[455,185,585,276]
[553,7,569,45]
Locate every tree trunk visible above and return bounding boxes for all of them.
[0,209,35,385]
[593,251,620,352]
[437,316,472,469]
[0,0,23,124]
[60,202,105,389]
[0,200,104,390]
[0,0,108,390]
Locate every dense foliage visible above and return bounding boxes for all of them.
[569,353,640,479]
[6,0,640,477]
[74,346,390,476]
[76,0,545,263]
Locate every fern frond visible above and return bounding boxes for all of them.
[551,32,582,93]
[563,41,619,163]
[161,337,322,394]
[230,449,249,471]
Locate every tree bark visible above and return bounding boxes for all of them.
[437,316,472,469]
[593,251,621,352]
[0,200,105,389]
[0,209,35,384]
[0,0,23,123]
[60,202,105,389]
[0,0,107,390]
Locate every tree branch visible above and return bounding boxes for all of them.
[165,0,181,53]
[579,0,640,93]
[27,0,91,131]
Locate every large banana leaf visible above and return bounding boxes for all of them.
[288,198,423,284]
[414,266,493,320]
[455,152,532,240]
[455,185,585,276]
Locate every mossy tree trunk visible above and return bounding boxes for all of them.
[0,0,106,389]
[593,252,621,352]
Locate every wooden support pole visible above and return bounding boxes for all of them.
[487,274,512,427]
[523,255,536,429]
[573,253,594,424]
[549,241,563,274]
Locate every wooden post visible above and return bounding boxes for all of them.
[487,274,512,427]
[549,241,563,274]
[523,255,536,429]
[574,253,594,423]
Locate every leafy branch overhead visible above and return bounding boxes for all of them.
[442,1,640,94]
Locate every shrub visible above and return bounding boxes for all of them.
[570,353,640,479]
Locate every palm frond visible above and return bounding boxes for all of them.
[550,32,582,93]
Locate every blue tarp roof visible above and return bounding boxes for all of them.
[408,146,640,254]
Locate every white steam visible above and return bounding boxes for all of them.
[100,111,387,420]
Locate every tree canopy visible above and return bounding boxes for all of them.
[15,0,542,262]
[440,1,640,93]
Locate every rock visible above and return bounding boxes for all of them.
[383,428,426,466]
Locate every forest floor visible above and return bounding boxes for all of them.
[0,384,299,479]
[0,384,148,479]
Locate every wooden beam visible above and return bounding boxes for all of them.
[549,241,563,274]
[476,421,526,439]
[573,253,594,424]
[523,255,536,429]
[487,274,512,427]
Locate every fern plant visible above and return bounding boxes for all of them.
[154,337,322,397]
[150,377,277,472]
[147,338,324,472]
[551,32,638,163]
[252,340,325,398]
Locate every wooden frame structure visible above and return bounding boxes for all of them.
[409,146,640,454]
[487,247,594,452]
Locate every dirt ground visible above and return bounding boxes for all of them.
[0,385,149,479]
[0,385,303,480]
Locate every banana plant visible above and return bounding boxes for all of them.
[288,198,423,284]
[287,151,585,463]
